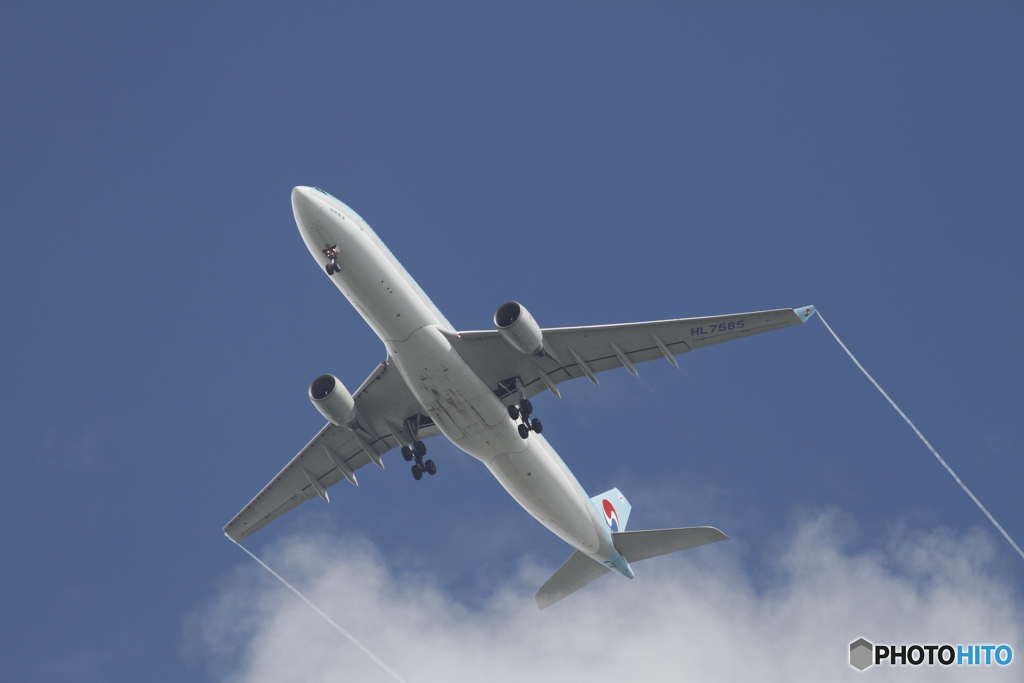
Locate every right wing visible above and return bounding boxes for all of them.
[449,306,816,401]
[223,359,438,542]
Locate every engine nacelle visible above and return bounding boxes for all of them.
[309,374,356,426]
[494,301,544,355]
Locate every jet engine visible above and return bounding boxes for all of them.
[309,374,356,426]
[494,301,544,355]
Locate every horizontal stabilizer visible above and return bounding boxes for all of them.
[535,550,611,610]
[613,526,728,562]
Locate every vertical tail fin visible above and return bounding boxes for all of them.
[536,487,728,610]
[590,488,631,533]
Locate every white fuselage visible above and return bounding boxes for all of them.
[291,186,622,569]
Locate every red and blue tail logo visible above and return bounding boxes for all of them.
[602,498,620,532]
[591,487,631,533]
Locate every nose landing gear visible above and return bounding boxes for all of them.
[322,244,340,275]
[402,440,435,480]
[510,398,543,439]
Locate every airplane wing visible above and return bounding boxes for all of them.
[447,306,816,402]
[226,305,814,540]
[223,359,439,541]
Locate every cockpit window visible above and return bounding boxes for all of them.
[313,187,338,201]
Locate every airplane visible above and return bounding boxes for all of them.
[224,186,817,609]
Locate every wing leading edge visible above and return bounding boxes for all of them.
[448,306,816,402]
[223,359,440,542]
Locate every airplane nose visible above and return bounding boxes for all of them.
[290,185,313,211]
[291,186,318,225]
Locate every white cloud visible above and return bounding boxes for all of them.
[187,512,1021,682]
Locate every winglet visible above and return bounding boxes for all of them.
[793,305,817,323]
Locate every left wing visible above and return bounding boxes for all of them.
[447,306,816,402]
[223,359,439,541]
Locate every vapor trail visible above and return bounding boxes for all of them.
[817,312,1024,562]
[229,536,410,683]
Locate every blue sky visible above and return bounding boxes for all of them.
[2,4,1022,681]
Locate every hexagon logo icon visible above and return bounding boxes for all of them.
[850,638,873,671]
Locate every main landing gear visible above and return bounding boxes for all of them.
[322,244,340,275]
[401,440,436,480]
[508,398,543,439]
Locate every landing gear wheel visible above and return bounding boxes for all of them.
[507,405,520,420]
[322,245,340,273]
[413,440,427,457]
[411,464,423,480]
[424,459,437,475]
[401,445,413,462]
[531,418,543,434]
[518,423,530,439]
[520,399,533,417]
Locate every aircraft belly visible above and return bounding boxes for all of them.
[388,326,523,454]
[297,209,439,342]
[487,439,602,554]
[388,325,606,555]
